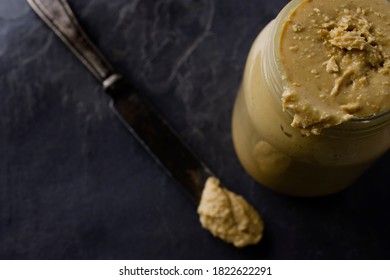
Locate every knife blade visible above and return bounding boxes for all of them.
[26,0,214,204]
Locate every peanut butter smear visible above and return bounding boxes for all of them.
[280,0,390,135]
[197,177,264,248]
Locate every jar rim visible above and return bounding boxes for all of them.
[351,107,390,122]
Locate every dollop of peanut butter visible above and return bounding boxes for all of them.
[197,177,264,248]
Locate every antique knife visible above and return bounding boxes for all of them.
[26,0,215,204]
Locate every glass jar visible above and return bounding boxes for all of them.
[232,0,390,196]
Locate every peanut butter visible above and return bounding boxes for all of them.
[280,0,390,135]
[197,177,264,248]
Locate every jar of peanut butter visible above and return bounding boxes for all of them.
[232,0,390,196]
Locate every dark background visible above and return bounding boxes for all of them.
[0,0,389,259]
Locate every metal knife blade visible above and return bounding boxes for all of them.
[108,82,214,203]
[27,0,214,204]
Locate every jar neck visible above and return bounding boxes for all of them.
[261,0,390,138]
[326,109,390,137]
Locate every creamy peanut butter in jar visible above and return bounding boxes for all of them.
[232,0,390,196]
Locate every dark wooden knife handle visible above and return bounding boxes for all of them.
[27,0,121,89]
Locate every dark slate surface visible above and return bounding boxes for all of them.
[0,0,389,260]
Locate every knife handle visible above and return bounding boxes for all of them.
[27,0,122,89]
